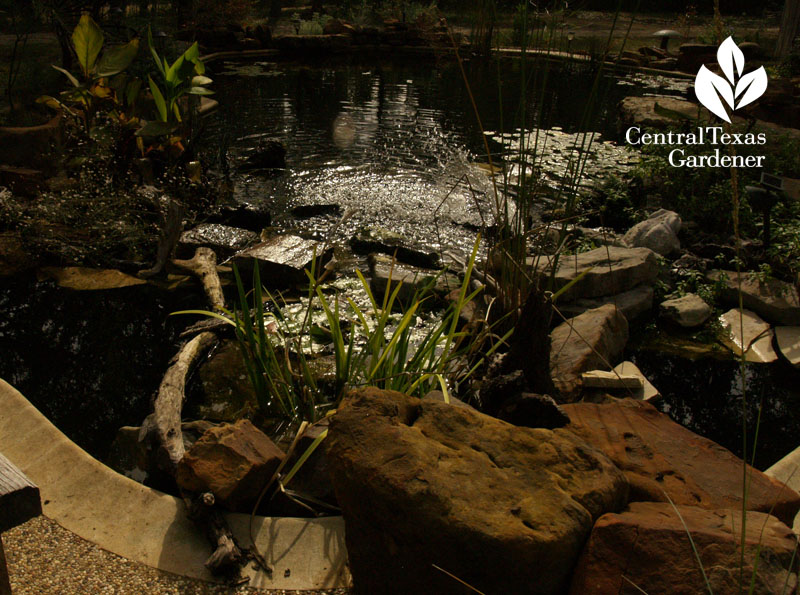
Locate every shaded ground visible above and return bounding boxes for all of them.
[5,516,351,595]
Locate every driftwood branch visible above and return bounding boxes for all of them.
[139,199,184,278]
[171,247,226,311]
[139,331,217,474]
[185,492,245,575]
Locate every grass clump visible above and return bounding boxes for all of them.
[177,237,501,425]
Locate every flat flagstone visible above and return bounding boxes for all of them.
[581,370,643,390]
[775,326,800,366]
[612,361,660,400]
[718,308,778,363]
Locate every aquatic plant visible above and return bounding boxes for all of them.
[139,28,213,140]
[37,14,140,131]
[175,236,500,424]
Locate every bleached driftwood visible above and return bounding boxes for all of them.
[139,332,217,473]
[171,247,226,311]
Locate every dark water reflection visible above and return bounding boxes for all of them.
[0,274,200,459]
[631,349,800,470]
[202,55,678,256]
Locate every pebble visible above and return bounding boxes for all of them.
[5,516,350,595]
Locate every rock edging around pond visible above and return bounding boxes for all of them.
[326,387,800,594]
[0,379,350,591]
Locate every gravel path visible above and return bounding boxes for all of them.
[4,516,351,595]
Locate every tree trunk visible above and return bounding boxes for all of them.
[777,0,800,58]
[269,0,282,21]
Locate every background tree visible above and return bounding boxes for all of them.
[776,0,800,57]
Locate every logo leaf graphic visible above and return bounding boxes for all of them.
[695,65,734,122]
[735,66,768,109]
[717,36,745,85]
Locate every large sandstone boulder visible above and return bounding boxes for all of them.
[326,388,629,595]
[550,304,629,401]
[536,246,659,301]
[623,209,681,256]
[558,285,654,322]
[570,502,799,594]
[176,419,284,512]
[562,399,800,526]
[618,96,709,129]
[368,253,460,303]
[660,293,712,328]
[709,270,800,325]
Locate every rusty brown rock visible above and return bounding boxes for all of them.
[176,419,284,513]
[326,387,628,595]
[562,399,800,527]
[570,502,799,594]
[550,304,629,401]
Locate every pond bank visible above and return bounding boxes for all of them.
[0,379,350,590]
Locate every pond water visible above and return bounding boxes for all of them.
[202,55,687,257]
[632,343,800,470]
[0,275,199,459]
[6,54,796,473]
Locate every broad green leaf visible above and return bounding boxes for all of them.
[166,54,186,85]
[125,78,142,107]
[148,75,168,121]
[51,65,81,88]
[147,27,165,77]
[136,120,179,137]
[96,38,140,77]
[184,42,200,62]
[72,14,104,78]
[175,54,198,83]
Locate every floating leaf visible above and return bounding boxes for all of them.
[735,66,768,109]
[695,65,734,123]
[717,36,744,85]
[187,86,214,95]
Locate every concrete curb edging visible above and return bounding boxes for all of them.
[0,379,350,590]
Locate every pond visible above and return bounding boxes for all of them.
[5,53,795,473]
[0,274,201,459]
[201,54,688,257]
